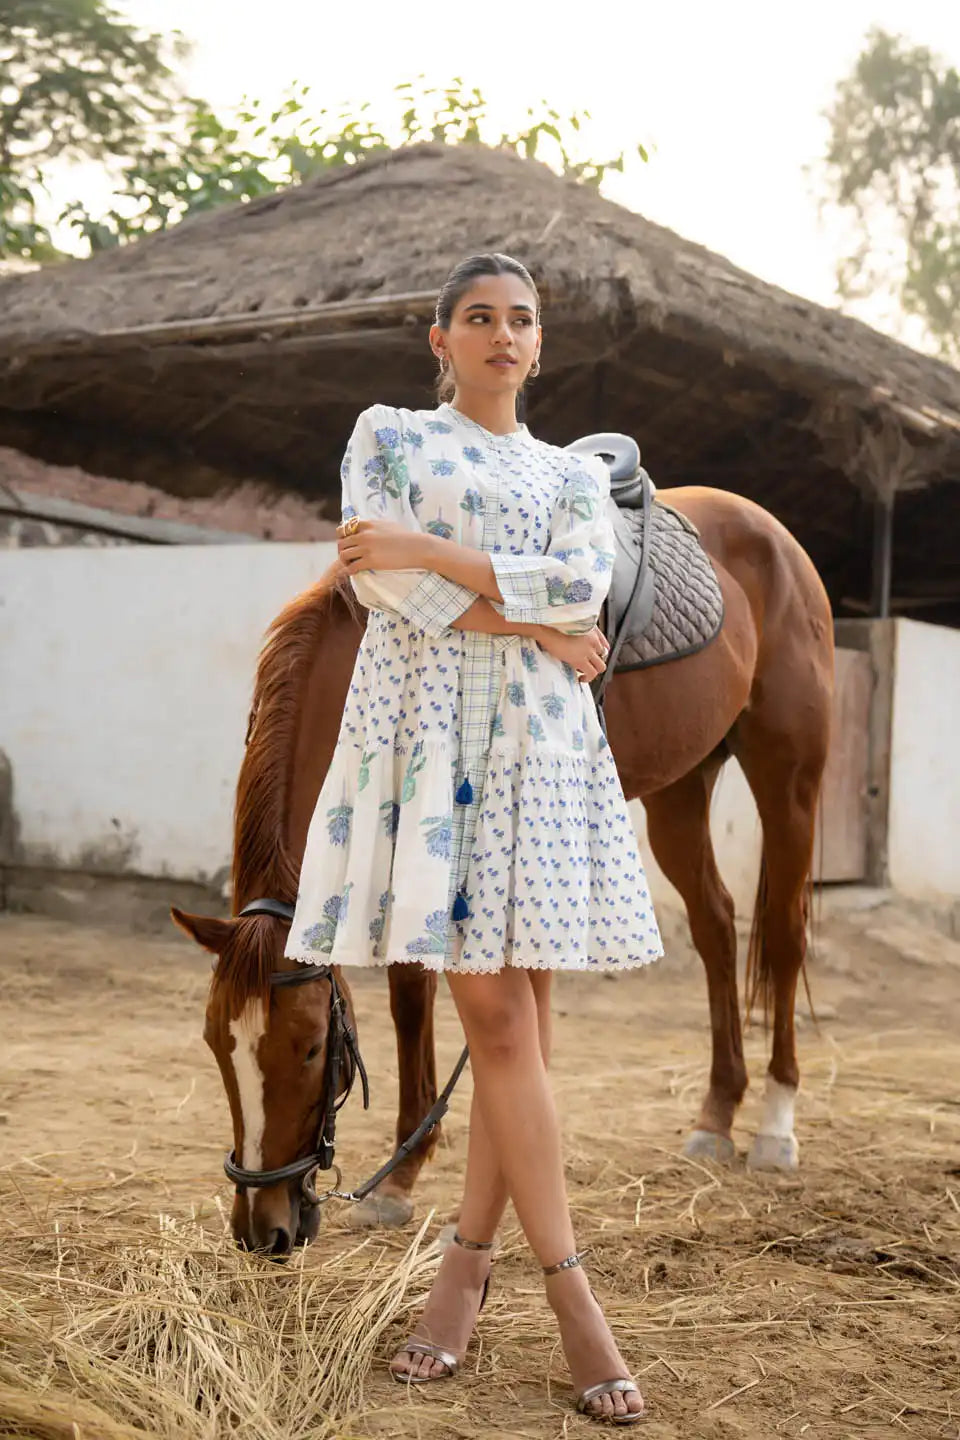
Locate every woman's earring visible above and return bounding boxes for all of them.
[437,353,448,375]
[529,358,541,379]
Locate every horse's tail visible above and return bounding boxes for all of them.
[744,853,817,1028]
[744,855,770,1024]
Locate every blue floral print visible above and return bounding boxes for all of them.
[301,883,352,954]
[552,547,585,562]
[379,799,400,840]
[421,813,453,860]
[326,803,353,846]
[405,908,449,955]
[547,576,594,606]
[369,889,390,949]
[591,542,615,573]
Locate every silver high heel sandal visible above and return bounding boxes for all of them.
[543,1253,645,1426]
[392,1232,494,1385]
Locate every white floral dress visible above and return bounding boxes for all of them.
[284,402,662,974]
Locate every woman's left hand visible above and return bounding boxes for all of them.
[337,518,426,572]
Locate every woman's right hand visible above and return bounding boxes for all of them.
[535,625,609,681]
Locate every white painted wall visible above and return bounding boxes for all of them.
[887,619,960,904]
[7,547,958,913]
[0,543,338,882]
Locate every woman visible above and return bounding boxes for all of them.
[285,253,662,1424]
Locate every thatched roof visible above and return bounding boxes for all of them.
[1,142,959,617]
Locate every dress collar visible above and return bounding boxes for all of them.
[439,403,530,444]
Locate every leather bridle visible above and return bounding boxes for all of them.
[222,897,468,1211]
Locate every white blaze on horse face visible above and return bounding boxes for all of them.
[229,1003,267,1169]
[757,1075,797,1138]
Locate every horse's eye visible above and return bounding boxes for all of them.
[305,1043,324,1063]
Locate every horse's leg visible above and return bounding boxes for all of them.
[732,705,830,1172]
[642,753,745,1163]
[348,963,439,1228]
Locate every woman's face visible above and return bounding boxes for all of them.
[430,273,541,398]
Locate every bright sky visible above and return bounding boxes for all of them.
[67,1,960,341]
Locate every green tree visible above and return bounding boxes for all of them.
[823,27,960,362]
[0,0,188,259]
[61,77,648,251]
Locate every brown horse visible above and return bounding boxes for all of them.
[174,484,832,1252]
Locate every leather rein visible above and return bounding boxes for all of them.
[223,897,469,1210]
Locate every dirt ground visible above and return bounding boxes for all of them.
[1,895,959,1439]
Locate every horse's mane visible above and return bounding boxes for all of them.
[212,560,363,1016]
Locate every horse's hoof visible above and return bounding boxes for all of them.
[683,1129,736,1164]
[346,1190,414,1229]
[747,1133,799,1172]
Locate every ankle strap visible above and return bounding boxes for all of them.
[452,1231,494,1251]
[543,1252,582,1276]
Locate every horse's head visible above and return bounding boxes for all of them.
[172,906,362,1257]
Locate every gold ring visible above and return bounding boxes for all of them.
[344,515,360,535]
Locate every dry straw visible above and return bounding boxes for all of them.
[0,1185,444,1440]
[2,1079,958,1440]
[2,927,960,1438]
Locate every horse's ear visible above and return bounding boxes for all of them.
[171,907,237,955]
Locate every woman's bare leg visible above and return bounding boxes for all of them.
[457,967,553,1238]
[393,968,643,1419]
[391,971,552,1380]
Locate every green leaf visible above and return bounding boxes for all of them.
[821,25,960,358]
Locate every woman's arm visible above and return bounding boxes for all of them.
[428,456,617,637]
[449,598,609,680]
[343,461,614,632]
[338,405,480,639]
[449,595,541,637]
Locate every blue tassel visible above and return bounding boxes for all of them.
[451,891,470,921]
[455,776,474,805]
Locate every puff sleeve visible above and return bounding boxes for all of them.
[488,454,615,634]
[340,405,478,639]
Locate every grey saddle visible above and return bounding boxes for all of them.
[564,433,724,719]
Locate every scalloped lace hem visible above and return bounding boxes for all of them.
[286,948,663,974]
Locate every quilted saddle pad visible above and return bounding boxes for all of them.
[602,495,725,672]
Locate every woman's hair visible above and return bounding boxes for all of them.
[434,253,541,402]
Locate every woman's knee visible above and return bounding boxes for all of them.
[449,973,538,1060]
